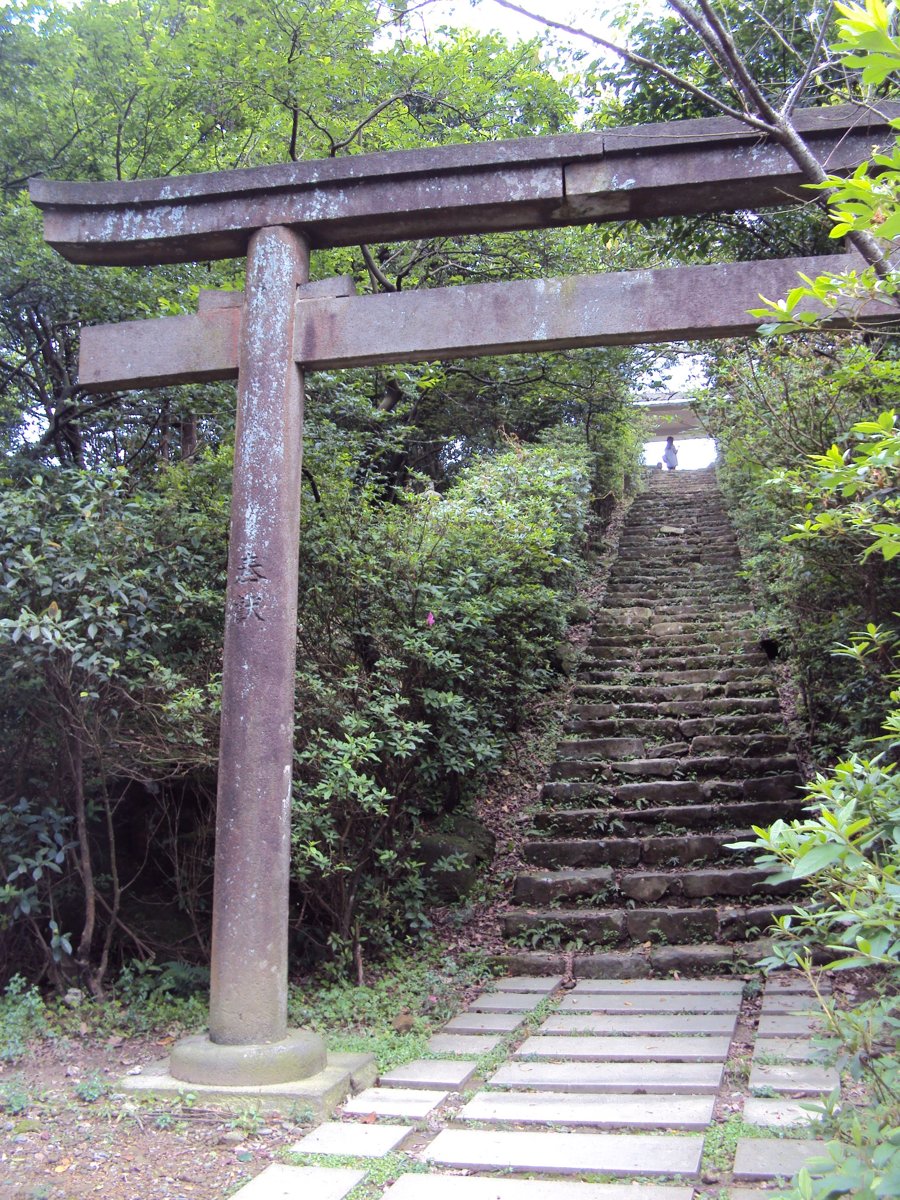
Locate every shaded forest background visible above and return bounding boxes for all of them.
[1,0,898,996]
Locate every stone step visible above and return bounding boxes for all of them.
[573,681,775,704]
[503,904,791,946]
[460,1091,716,1129]
[579,667,770,686]
[556,732,791,760]
[566,714,782,739]
[535,798,804,839]
[556,991,740,1013]
[515,1034,733,1061]
[511,856,794,906]
[578,652,768,673]
[499,938,775,979]
[589,632,752,649]
[538,774,803,810]
[384,1175,695,1199]
[488,1060,724,1094]
[424,1128,704,1178]
[570,697,781,720]
[550,753,799,782]
[523,831,753,870]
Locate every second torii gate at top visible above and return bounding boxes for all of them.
[29,103,897,1093]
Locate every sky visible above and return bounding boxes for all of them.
[407,0,643,44]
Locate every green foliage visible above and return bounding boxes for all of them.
[290,441,594,963]
[0,975,48,1062]
[750,0,900,334]
[700,343,900,755]
[73,1071,111,1103]
[287,943,492,1070]
[0,1076,33,1115]
[775,409,900,564]
[737,756,900,1198]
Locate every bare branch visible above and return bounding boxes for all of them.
[781,2,837,116]
[491,0,774,130]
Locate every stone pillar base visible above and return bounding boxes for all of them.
[169,1028,326,1086]
[119,1049,377,1118]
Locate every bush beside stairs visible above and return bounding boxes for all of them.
[500,466,805,978]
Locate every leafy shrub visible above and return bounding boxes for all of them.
[290,440,593,968]
[0,975,49,1062]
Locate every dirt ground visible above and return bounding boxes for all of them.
[0,1028,317,1200]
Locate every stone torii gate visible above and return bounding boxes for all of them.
[29,102,897,1102]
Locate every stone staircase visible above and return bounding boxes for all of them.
[503,466,806,977]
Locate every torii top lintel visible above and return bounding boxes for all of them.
[28,104,896,267]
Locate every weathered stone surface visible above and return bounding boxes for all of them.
[572,979,742,995]
[753,1037,836,1063]
[574,952,654,979]
[540,1012,737,1037]
[492,976,562,993]
[515,1035,732,1062]
[750,1062,840,1096]
[760,994,821,1015]
[379,1059,477,1089]
[230,1165,366,1200]
[289,1122,413,1156]
[743,1099,824,1127]
[765,972,831,993]
[757,1013,822,1037]
[513,867,615,905]
[469,992,545,1013]
[733,1137,825,1181]
[460,1090,715,1129]
[559,992,739,1013]
[443,1012,525,1034]
[424,1128,703,1176]
[489,1060,723,1094]
[342,1087,449,1118]
[556,738,646,760]
[382,1175,695,1200]
[426,1033,503,1056]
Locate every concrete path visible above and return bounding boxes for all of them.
[229,972,837,1199]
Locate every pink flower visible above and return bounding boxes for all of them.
[426,612,435,626]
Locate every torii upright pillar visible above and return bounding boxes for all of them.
[169,226,327,1086]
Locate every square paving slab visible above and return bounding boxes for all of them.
[560,993,739,1014]
[489,1060,723,1094]
[470,992,545,1012]
[572,979,742,995]
[382,1174,695,1200]
[460,1090,715,1129]
[753,1037,836,1063]
[756,1013,823,1038]
[764,973,830,993]
[427,1033,503,1056]
[288,1122,413,1157]
[379,1059,476,1090]
[513,1032,734,1060]
[743,1099,823,1127]
[515,1035,732,1062]
[443,1012,525,1034]
[760,995,821,1016]
[540,1012,737,1037]
[490,976,562,993]
[230,1165,366,1199]
[750,1062,840,1096]
[342,1086,449,1118]
[424,1129,703,1177]
[733,1137,826,1180]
